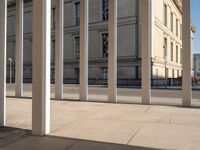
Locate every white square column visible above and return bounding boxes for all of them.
[182,0,192,106]
[141,0,152,104]
[55,0,64,100]
[108,0,117,102]
[32,0,51,135]
[15,0,24,97]
[80,0,89,101]
[0,0,7,126]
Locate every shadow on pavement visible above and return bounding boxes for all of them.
[0,126,161,150]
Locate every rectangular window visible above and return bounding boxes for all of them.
[176,19,178,36]
[135,66,139,79]
[176,45,178,63]
[164,4,167,26]
[75,2,80,25]
[102,33,109,58]
[51,68,55,82]
[171,42,173,61]
[102,67,108,80]
[177,70,179,77]
[51,40,55,61]
[171,12,173,32]
[180,48,182,64]
[180,24,182,40]
[74,68,79,79]
[75,36,80,59]
[172,69,174,78]
[164,37,167,59]
[102,0,108,21]
[52,8,56,30]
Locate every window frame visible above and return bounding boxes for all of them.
[75,2,80,26]
[164,3,168,27]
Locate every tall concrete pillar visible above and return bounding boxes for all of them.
[0,0,7,126]
[108,0,117,102]
[182,0,192,106]
[80,0,88,101]
[15,0,24,97]
[32,0,51,135]
[55,0,64,100]
[141,0,152,104]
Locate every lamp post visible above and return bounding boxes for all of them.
[8,58,12,84]
[163,46,167,88]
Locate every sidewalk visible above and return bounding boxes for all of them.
[1,84,200,149]
[1,97,200,150]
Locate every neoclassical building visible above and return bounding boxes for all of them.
[193,53,200,76]
[6,0,194,85]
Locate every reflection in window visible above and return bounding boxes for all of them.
[102,33,108,58]
[51,40,55,61]
[74,68,79,79]
[102,67,108,80]
[102,0,108,21]
[75,36,80,59]
[135,66,139,79]
[75,2,80,25]
[52,8,56,30]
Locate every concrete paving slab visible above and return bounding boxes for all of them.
[51,119,141,144]
[129,123,200,150]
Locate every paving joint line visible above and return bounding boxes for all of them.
[127,128,140,145]
[144,106,151,113]
[65,140,80,150]
[50,118,83,134]
[50,110,97,134]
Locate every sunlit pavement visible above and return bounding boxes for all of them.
[1,84,200,150]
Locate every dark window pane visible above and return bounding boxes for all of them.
[52,8,56,29]
[102,0,108,21]
[102,67,108,80]
[102,33,108,58]
[75,36,80,59]
[75,2,80,25]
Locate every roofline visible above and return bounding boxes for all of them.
[173,0,196,33]
[173,0,182,13]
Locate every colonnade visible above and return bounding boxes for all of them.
[0,0,192,135]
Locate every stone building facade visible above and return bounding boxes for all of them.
[6,0,185,85]
[193,53,200,76]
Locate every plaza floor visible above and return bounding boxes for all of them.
[0,84,200,150]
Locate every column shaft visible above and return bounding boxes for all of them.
[141,0,152,104]
[55,0,64,100]
[80,0,88,101]
[32,0,51,135]
[108,0,117,102]
[182,0,192,106]
[0,0,7,126]
[15,0,24,97]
